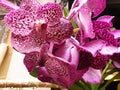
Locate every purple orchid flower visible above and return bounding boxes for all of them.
[2,0,73,53]
[100,30,120,69]
[24,39,87,88]
[92,16,120,69]
[68,0,106,39]
[70,37,108,83]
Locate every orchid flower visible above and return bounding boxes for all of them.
[1,0,73,53]
[92,16,120,69]
[1,0,120,89]
[75,14,120,83]
[68,0,106,39]
[24,39,87,88]
[70,37,108,83]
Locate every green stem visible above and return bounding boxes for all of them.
[102,60,112,76]
[78,80,90,90]
[90,84,95,90]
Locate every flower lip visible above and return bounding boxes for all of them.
[35,20,47,32]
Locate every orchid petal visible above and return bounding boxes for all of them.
[100,45,118,55]
[113,61,120,69]
[111,53,120,68]
[111,30,120,39]
[24,52,41,72]
[93,21,117,46]
[82,40,106,56]
[76,5,95,38]
[87,0,106,17]
[38,67,54,82]
[20,0,41,18]
[78,50,94,70]
[11,31,47,53]
[68,0,87,19]
[45,55,72,88]
[37,3,63,26]
[4,9,35,35]
[44,53,86,88]
[47,18,73,44]
[91,52,108,69]
[0,0,19,10]
[54,39,75,62]
[97,15,114,27]
[70,45,79,67]
[82,67,102,83]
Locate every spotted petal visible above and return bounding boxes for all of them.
[20,0,41,19]
[38,67,54,82]
[46,18,73,44]
[11,31,47,53]
[24,52,41,72]
[93,21,117,46]
[44,53,87,88]
[37,3,63,26]
[4,9,35,35]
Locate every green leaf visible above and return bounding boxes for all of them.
[63,7,69,17]
[29,68,38,77]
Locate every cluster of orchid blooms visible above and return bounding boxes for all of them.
[1,0,120,89]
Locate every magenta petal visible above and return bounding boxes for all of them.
[113,61,120,69]
[100,45,118,55]
[44,53,86,88]
[0,0,19,10]
[75,5,95,38]
[82,67,102,83]
[93,21,117,46]
[37,3,63,26]
[24,52,40,72]
[111,53,120,69]
[68,0,87,19]
[54,39,75,62]
[20,0,41,18]
[70,45,79,67]
[47,18,73,44]
[38,67,54,82]
[111,30,120,39]
[11,31,47,53]
[4,9,35,35]
[91,52,108,69]
[97,15,114,27]
[87,0,106,17]
[82,40,106,56]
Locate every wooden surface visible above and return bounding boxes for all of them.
[0,31,13,80]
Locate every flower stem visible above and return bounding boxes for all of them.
[102,60,112,76]
[78,81,90,90]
